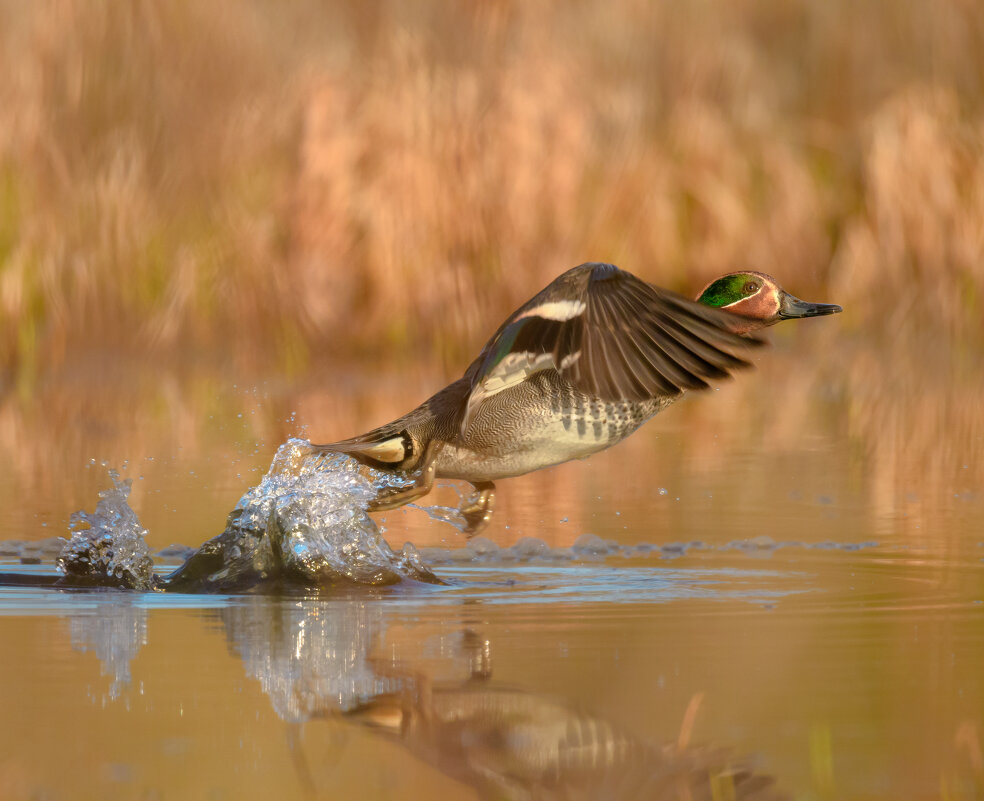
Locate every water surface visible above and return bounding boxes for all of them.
[1,353,983,800]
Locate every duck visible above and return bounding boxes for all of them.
[316,262,841,535]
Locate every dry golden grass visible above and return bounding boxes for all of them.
[1,0,982,366]
[1,0,983,540]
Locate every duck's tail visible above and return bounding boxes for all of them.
[312,425,416,473]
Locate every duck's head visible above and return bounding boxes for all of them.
[696,271,842,333]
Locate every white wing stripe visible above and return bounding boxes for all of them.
[513,300,586,322]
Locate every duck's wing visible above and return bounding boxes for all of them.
[462,262,763,430]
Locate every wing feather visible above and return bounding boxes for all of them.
[464,263,763,424]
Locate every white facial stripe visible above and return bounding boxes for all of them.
[514,299,586,322]
[722,292,758,309]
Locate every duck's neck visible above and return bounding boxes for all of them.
[695,293,777,336]
[718,315,775,336]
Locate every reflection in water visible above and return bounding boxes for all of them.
[62,595,787,799]
[221,598,398,721]
[239,601,787,800]
[340,682,784,801]
[67,595,148,701]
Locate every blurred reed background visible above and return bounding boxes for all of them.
[0,0,983,546]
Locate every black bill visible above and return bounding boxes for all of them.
[778,292,843,319]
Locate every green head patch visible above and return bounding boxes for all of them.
[697,274,762,308]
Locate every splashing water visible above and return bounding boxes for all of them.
[52,440,881,594]
[58,439,441,592]
[165,439,439,590]
[58,471,157,590]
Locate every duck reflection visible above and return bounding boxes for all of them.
[220,598,788,801]
[66,596,786,799]
[219,597,397,721]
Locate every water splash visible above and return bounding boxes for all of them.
[165,439,439,590]
[58,439,441,592]
[58,471,157,590]
[49,440,881,593]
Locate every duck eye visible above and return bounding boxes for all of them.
[744,281,760,294]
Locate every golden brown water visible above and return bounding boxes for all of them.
[2,342,983,800]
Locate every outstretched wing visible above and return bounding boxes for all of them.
[462,262,763,431]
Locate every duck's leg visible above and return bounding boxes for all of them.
[459,480,496,537]
[367,441,443,512]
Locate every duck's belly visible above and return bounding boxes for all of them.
[435,420,611,482]
[434,376,673,483]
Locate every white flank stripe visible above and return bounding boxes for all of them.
[514,299,586,322]
[360,437,406,463]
